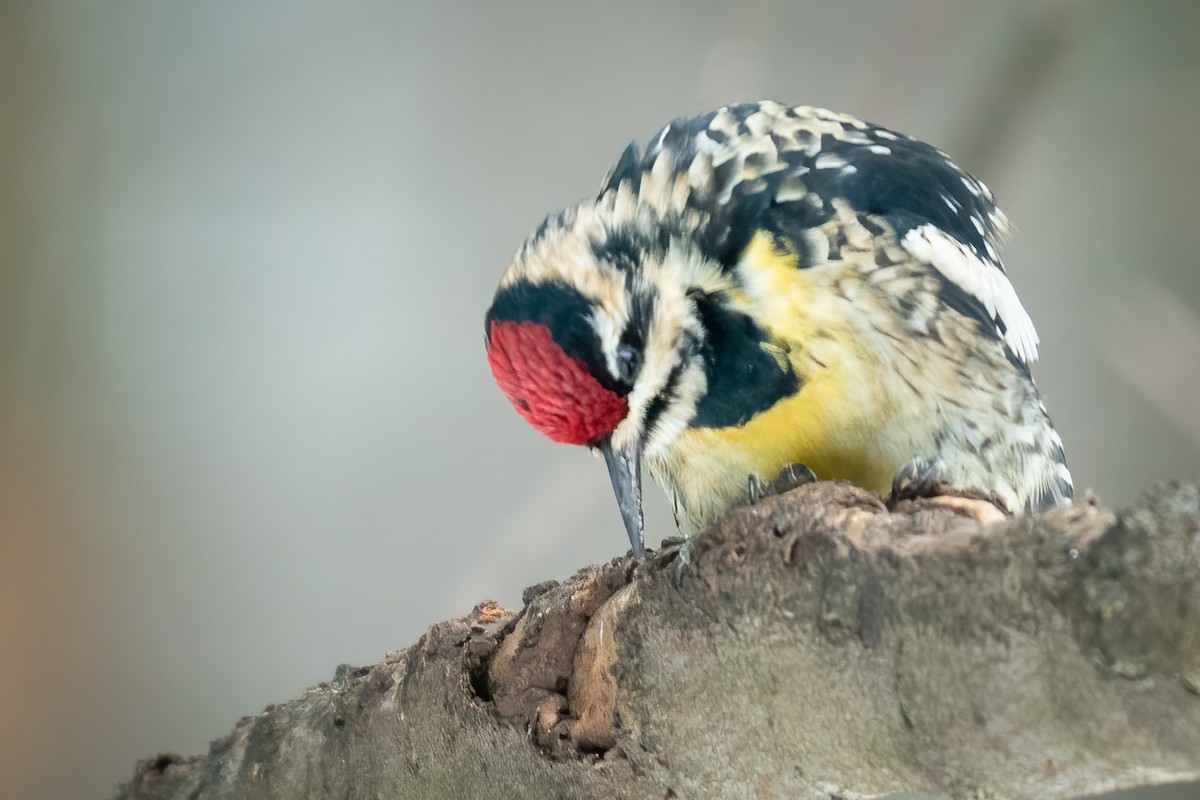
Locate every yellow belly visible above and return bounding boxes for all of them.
[656,231,913,528]
[663,367,902,524]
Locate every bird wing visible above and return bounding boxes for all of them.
[599,101,1039,366]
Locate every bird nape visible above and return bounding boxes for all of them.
[485,101,1073,558]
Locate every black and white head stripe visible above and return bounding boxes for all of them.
[599,101,1040,364]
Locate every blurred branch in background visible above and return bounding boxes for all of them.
[1108,287,1200,449]
[952,0,1079,173]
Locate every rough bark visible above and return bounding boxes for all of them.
[114,482,1200,800]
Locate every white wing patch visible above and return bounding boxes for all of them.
[608,102,1041,365]
[902,224,1040,364]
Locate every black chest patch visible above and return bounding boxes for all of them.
[688,291,800,429]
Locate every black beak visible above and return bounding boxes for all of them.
[600,436,645,560]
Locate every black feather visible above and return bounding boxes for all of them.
[688,291,801,429]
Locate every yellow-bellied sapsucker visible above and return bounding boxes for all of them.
[485,102,1072,557]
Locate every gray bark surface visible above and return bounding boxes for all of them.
[114,482,1200,800]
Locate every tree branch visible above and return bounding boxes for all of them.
[114,482,1200,800]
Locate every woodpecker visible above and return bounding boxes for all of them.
[485,102,1072,558]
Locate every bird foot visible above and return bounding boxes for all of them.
[646,535,692,588]
[888,457,1009,525]
[747,463,819,504]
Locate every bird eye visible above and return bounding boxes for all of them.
[616,344,642,384]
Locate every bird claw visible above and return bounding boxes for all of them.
[648,535,686,567]
[747,463,818,504]
[643,535,692,588]
[889,457,1009,524]
[889,457,951,504]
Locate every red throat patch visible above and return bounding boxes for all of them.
[487,319,627,445]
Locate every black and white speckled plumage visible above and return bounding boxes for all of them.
[490,101,1073,542]
[595,102,1038,366]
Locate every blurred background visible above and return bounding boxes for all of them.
[2,1,1198,798]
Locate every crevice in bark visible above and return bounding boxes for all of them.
[484,559,632,758]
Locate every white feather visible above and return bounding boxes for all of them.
[901,224,1040,364]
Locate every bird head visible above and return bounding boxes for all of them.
[485,196,721,557]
